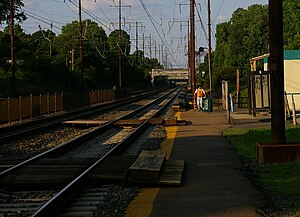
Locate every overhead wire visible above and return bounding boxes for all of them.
[138,0,177,65]
[213,0,225,24]
[194,0,208,44]
[67,0,110,30]
[24,12,61,33]
[202,0,216,46]
[22,0,185,67]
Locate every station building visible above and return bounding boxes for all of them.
[249,50,300,113]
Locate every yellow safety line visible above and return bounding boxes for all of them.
[123,188,160,217]
[123,112,181,217]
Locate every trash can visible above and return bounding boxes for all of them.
[202,97,212,112]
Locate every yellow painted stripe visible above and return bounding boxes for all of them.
[162,112,180,160]
[123,188,160,217]
[124,112,181,217]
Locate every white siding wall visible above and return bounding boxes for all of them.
[284,60,300,111]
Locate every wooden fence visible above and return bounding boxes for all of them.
[0,89,115,124]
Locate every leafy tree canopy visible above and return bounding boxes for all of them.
[0,0,26,24]
[201,2,300,95]
[108,30,131,56]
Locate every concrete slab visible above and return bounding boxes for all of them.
[150,109,265,217]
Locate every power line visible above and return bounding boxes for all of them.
[138,0,177,66]
[25,12,61,31]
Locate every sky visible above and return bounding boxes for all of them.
[2,0,268,68]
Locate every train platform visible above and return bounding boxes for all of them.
[124,108,270,217]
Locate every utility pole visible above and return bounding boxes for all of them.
[127,21,143,57]
[158,43,161,64]
[154,40,157,60]
[143,33,145,55]
[149,34,152,59]
[78,0,83,83]
[190,0,195,95]
[161,44,164,67]
[127,21,143,84]
[269,0,286,144]
[118,0,122,87]
[208,0,212,97]
[10,0,16,96]
[110,1,130,88]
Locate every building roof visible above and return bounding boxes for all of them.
[284,50,300,60]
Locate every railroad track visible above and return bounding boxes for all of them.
[0,87,182,217]
[0,88,173,161]
[0,88,167,144]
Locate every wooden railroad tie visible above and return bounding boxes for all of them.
[129,150,184,186]
[62,118,186,128]
[62,119,108,127]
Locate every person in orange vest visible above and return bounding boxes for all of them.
[194,85,206,111]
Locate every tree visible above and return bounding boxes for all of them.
[0,0,26,24]
[283,0,300,49]
[54,19,108,88]
[206,4,269,96]
[107,30,131,56]
[31,29,56,57]
[107,30,131,86]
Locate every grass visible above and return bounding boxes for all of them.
[223,125,300,216]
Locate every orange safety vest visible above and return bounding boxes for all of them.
[197,88,205,97]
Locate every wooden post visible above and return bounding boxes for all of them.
[251,75,256,117]
[19,96,22,121]
[40,94,42,115]
[30,94,33,118]
[47,93,50,114]
[226,81,230,124]
[269,0,286,144]
[8,97,11,125]
[292,95,297,125]
[190,0,195,95]
[55,93,57,113]
[62,92,64,111]
[236,69,240,107]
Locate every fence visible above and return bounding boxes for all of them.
[0,89,115,124]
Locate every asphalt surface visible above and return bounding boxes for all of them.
[150,108,268,217]
[124,108,274,217]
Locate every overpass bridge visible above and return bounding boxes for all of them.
[151,69,189,86]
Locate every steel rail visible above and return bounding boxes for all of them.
[31,87,182,217]
[0,88,179,179]
[0,88,167,143]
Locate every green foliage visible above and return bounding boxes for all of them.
[0,18,159,95]
[107,30,131,56]
[283,0,300,50]
[223,126,300,215]
[0,0,26,24]
[204,2,300,98]
[210,4,269,91]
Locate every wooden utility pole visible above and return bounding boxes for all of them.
[10,0,16,96]
[149,34,152,59]
[207,0,212,96]
[143,33,145,55]
[118,0,122,87]
[190,0,195,95]
[78,0,83,83]
[110,0,130,87]
[236,69,240,106]
[127,21,143,76]
[269,0,286,144]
